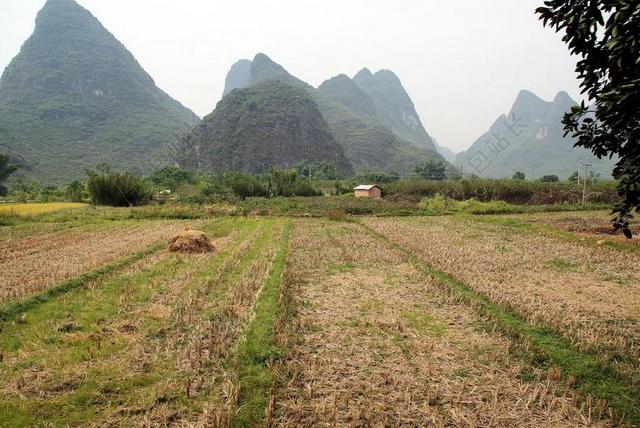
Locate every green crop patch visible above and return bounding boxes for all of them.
[232,219,290,427]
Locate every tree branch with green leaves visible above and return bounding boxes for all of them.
[537,0,640,238]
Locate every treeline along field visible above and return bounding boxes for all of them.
[2,165,619,208]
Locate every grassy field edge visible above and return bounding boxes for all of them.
[0,241,164,322]
[231,219,291,427]
[358,221,640,425]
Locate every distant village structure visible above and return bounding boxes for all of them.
[353,184,382,199]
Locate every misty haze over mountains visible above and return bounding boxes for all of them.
[455,90,615,178]
[0,0,613,182]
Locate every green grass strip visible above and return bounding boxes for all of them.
[0,241,164,322]
[232,220,291,428]
[359,221,640,425]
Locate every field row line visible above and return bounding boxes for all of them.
[159,221,277,425]
[231,219,291,427]
[0,240,165,322]
[357,220,640,425]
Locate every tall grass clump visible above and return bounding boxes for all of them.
[87,172,152,207]
[418,194,456,213]
[418,194,519,215]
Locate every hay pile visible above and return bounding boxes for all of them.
[167,230,214,254]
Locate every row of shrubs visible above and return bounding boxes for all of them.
[236,195,410,216]
[3,165,619,208]
[233,194,610,217]
[85,168,322,207]
[4,169,324,206]
[383,179,619,205]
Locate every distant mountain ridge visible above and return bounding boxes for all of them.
[222,59,252,97]
[433,139,457,163]
[0,0,198,182]
[221,53,450,174]
[1,2,608,184]
[317,74,377,118]
[455,90,615,179]
[351,67,437,151]
[178,80,352,174]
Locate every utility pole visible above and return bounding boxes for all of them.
[581,163,592,207]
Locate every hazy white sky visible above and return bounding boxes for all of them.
[0,0,581,152]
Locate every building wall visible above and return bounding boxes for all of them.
[355,188,382,198]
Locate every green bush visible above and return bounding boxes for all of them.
[294,161,340,180]
[513,171,526,180]
[148,166,195,190]
[414,160,447,180]
[87,172,152,206]
[224,172,266,199]
[456,199,518,215]
[8,180,65,202]
[266,169,321,197]
[418,194,456,213]
[65,180,86,202]
[539,175,560,183]
[0,153,19,196]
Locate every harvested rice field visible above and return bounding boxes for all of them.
[0,208,639,426]
[0,202,87,217]
[0,222,185,302]
[511,210,640,250]
[274,220,609,426]
[364,215,640,376]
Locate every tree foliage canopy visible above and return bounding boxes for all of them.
[0,153,19,196]
[539,174,560,183]
[537,0,640,237]
[415,160,447,181]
